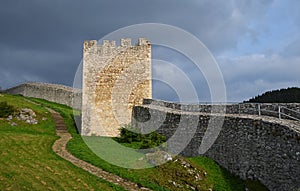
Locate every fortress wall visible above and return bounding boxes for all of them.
[132,104,300,191]
[82,38,151,136]
[5,82,82,109]
[143,99,300,120]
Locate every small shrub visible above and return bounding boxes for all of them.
[0,101,15,118]
[116,124,166,149]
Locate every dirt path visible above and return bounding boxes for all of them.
[50,109,152,191]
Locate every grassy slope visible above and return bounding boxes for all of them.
[29,97,246,191]
[188,157,244,191]
[0,94,124,191]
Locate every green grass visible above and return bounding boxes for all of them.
[28,96,248,191]
[0,101,15,118]
[189,157,244,190]
[82,136,152,169]
[0,94,125,191]
[244,180,269,191]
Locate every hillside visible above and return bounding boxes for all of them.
[0,93,269,191]
[246,87,300,103]
[0,94,123,191]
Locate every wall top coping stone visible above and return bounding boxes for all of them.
[5,82,82,93]
[138,104,300,133]
[143,98,300,106]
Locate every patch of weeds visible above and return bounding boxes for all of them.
[0,101,15,118]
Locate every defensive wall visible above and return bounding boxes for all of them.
[132,99,300,191]
[4,82,82,109]
[142,99,300,119]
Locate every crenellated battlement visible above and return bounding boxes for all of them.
[120,38,131,47]
[83,38,150,55]
[83,40,97,53]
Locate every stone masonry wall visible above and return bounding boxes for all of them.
[132,103,300,191]
[143,99,300,121]
[5,82,82,109]
[82,38,152,136]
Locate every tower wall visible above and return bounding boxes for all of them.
[82,38,151,136]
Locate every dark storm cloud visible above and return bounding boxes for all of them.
[0,45,78,87]
[0,0,298,101]
[0,0,157,88]
[0,0,272,53]
[0,0,229,89]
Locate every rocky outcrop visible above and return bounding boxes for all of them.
[6,108,40,126]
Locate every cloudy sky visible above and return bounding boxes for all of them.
[0,0,299,102]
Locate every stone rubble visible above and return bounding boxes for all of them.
[145,151,172,166]
[163,157,209,190]
[6,115,12,121]
[10,122,17,126]
[6,108,39,126]
[16,108,38,124]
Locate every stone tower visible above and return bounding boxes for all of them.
[81,38,152,136]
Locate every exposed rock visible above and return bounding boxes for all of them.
[3,108,38,125]
[10,122,17,126]
[18,113,27,121]
[21,108,36,117]
[15,108,38,124]
[26,119,38,125]
[145,151,172,166]
[6,115,12,121]
[158,157,208,190]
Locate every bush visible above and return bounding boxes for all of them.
[116,124,166,149]
[0,101,15,118]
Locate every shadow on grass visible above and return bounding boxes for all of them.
[244,179,269,191]
[189,156,245,191]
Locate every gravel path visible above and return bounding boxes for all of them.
[50,109,152,191]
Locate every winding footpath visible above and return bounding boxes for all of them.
[49,109,151,191]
